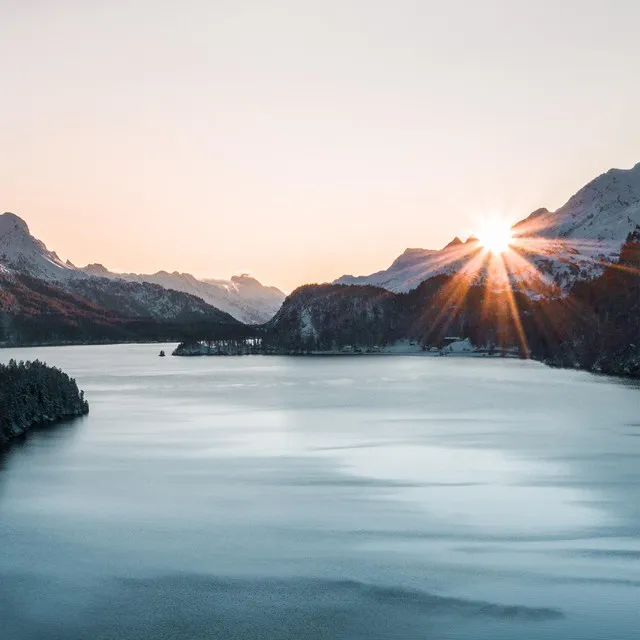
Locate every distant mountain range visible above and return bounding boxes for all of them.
[336,162,640,292]
[80,266,284,325]
[0,212,284,325]
[0,267,245,347]
[0,212,283,345]
[2,162,639,372]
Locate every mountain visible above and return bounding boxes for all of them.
[266,231,640,376]
[0,267,250,346]
[0,212,284,324]
[515,163,640,243]
[265,272,520,355]
[80,266,284,325]
[265,284,404,351]
[335,162,640,293]
[0,213,251,345]
[336,238,483,293]
[0,212,76,281]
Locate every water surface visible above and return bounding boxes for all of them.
[1,345,639,639]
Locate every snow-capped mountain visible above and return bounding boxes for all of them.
[516,162,640,244]
[0,212,284,324]
[0,212,76,281]
[336,237,482,293]
[268,231,640,375]
[80,266,284,324]
[336,162,640,293]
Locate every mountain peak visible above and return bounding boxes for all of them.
[541,161,640,245]
[443,236,463,249]
[83,263,111,275]
[0,212,285,323]
[0,212,74,281]
[0,212,30,237]
[512,208,552,235]
[334,161,640,293]
[231,273,260,286]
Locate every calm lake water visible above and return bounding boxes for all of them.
[1,344,639,639]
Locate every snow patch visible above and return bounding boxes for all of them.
[441,338,475,354]
[300,309,317,339]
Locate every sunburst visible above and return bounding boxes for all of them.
[475,219,513,255]
[419,213,638,357]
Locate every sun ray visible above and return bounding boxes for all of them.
[494,253,529,355]
[424,249,490,339]
[413,211,635,355]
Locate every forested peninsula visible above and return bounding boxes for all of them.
[0,360,89,446]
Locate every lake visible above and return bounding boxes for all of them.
[1,344,639,639]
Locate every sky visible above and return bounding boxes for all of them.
[1,1,640,292]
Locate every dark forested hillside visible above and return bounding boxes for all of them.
[264,284,405,351]
[0,360,89,446]
[528,231,640,375]
[264,233,640,376]
[0,272,243,347]
[66,276,236,322]
[263,276,534,354]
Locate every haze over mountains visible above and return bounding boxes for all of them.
[336,162,640,293]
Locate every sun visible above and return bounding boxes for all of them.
[476,219,513,255]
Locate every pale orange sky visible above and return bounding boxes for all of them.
[2,1,640,291]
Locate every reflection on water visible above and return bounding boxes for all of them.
[0,344,639,640]
[336,444,604,533]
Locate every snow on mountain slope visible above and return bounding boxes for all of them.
[0,212,284,324]
[336,162,640,293]
[0,213,75,281]
[67,276,239,322]
[514,163,640,249]
[80,266,285,324]
[337,238,481,293]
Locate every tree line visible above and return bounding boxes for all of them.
[0,360,89,446]
[259,231,640,376]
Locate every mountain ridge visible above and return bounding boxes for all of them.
[0,212,285,324]
[78,264,284,324]
[266,230,640,376]
[335,162,640,293]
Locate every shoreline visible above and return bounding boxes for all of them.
[0,360,90,448]
[2,340,637,379]
[174,350,523,359]
[171,337,523,359]
[0,338,170,350]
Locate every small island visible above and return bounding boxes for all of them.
[0,360,90,447]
